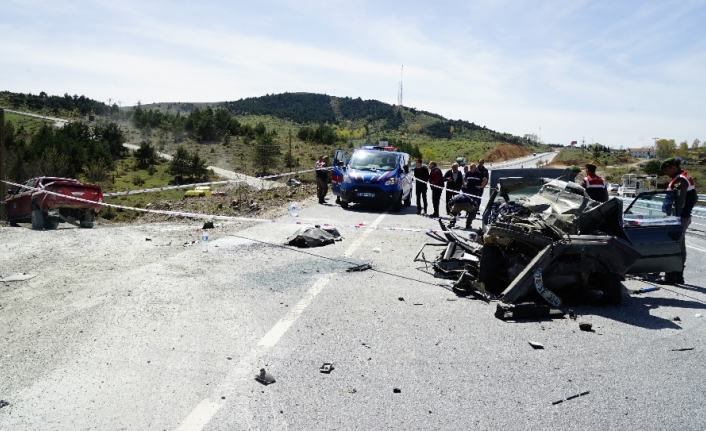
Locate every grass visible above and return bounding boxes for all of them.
[3,111,52,134]
[550,147,634,168]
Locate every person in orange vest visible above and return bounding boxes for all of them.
[657,157,698,285]
[581,163,608,202]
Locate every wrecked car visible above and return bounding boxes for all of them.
[416,168,684,306]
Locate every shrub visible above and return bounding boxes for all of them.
[132,175,146,186]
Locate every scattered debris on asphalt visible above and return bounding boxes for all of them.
[528,341,545,349]
[553,391,590,405]
[0,400,9,409]
[319,363,334,373]
[346,263,372,272]
[145,237,152,241]
[202,221,215,229]
[671,347,694,351]
[255,368,276,385]
[0,273,37,283]
[568,309,577,320]
[673,316,681,321]
[183,240,197,247]
[286,178,301,186]
[287,227,342,248]
[398,297,405,301]
[495,303,564,321]
[696,314,702,318]
[579,322,593,332]
[632,286,660,294]
[393,388,402,393]
[373,247,381,253]
[348,388,357,394]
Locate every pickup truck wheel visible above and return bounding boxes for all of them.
[478,245,509,294]
[80,213,95,229]
[31,209,45,230]
[600,273,623,305]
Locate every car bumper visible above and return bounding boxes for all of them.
[341,186,401,204]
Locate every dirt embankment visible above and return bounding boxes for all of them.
[483,144,531,163]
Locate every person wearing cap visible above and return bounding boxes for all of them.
[428,161,444,218]
[569,165,582,182]
[447,192,478,229]
[657,157,698,285]
[581,163,608,202]
[315,155,329,204]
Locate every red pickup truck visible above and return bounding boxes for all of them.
[5,177,103,229]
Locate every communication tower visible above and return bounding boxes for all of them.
[397,65,403,107]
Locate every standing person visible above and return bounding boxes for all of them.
[443,163,464,215]
[461,165,470,193]
[413,158,429,215]
[315,155,328,204]
[581,163,608,202]
[464,163,484,208]
[476,159,489,189]
[428,161,444,218]
[658,157,698,285]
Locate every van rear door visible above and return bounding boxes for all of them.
[331,149,348,196]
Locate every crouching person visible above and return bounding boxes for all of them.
[448,193,478,229]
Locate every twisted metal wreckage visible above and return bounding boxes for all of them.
[414,168,681,320]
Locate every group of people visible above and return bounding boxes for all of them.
[412,159,488,228]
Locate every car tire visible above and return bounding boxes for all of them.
[31,209,45,230]
[403,195,411,207]
[601,273,623,305]
[340,200,349,209]
[478,245,509,294]
[80,212,95,229]
[392,196,402,212]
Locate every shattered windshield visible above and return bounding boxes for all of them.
[349,151,398,171]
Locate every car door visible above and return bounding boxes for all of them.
[399,153,412,199]
[331,149,348,197]
[623,191,684,274]
[14,179,37,217]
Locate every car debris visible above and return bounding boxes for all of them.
[286,178,301,186]
[287,227,342,248]
[671,347,694,352]
[255,368,276,385]
[633,286,659,294]
[346,263,372,272]
[0,400,9,409]
[0,273,37,283]
[528,341,544,349]
[578,322,593,332]
[494,303,564,320]
[552,391,590,405]
[393,388,402,393]
[202,221,215,229]
[319,363,334,373]
[412,169,690,314]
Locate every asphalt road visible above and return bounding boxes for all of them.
[2,151,706,430]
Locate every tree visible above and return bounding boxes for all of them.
[421,148,437,162]
[252,132,281,175]
[134,141,157,169]
[655,139,676,158]
[643,159,662,176]
[169,146,191,181]
[189,151,209,181]
[677,140,688,158]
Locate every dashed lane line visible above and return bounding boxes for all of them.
[174,210,389,431]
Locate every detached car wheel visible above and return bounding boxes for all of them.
[31,209,45,230]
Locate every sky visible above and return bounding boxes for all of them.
[1,0,705,147]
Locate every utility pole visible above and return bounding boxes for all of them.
[0,108,6,221]
[582,137,585,155]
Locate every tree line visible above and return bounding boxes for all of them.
[2,91,117,116]
[3,120,127,182]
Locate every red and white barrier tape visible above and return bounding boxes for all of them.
[1,179,446,234]
[103,166,333,197]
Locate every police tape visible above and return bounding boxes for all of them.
[103,166,333,197]
[1,179,447,234]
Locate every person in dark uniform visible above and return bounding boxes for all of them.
[464,163,484,208]
[476,159,489,189]
[658,157,698,285]
[428,161,444,218]
[581,163,608,202]
[413,158,429,215]
[443,163,464,215]
[315,155,329,204]
[448,193,478,229]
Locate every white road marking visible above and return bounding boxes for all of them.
[343,211,389,257]
[174,210,389,430]
[687,244,706,253]
[258,276,330,347]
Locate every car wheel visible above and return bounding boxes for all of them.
[340,200,349,209]
[31,209,45,230]
[478,245,510,294]
[403,195,411,206]
[392,195,402,212]
[80,212,95,229]
[600,273,623,305]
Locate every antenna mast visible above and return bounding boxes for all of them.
[398,65,403,107]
